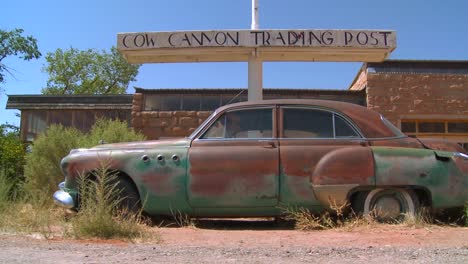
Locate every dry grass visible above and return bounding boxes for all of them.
[279,201,441,231]
[0,161,157,241]
[70,161,150,240]
[465,202,468,227]
[170,209,196,228]
[0,191,65,238]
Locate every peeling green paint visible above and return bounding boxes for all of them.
[373,147,467,209]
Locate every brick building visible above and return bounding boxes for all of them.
[6,60,468,149]
[350,60,468,147]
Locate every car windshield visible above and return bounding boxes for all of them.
[188,111,218,139]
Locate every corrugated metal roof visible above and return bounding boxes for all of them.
[367,60,468,74]
[134,87,361,94]
[6,94,134,110]
[348,60,468,89]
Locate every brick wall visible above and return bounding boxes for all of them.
[349,68,367,91]
[132,93,212,139]
[366,74,468,125]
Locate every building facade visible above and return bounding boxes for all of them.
[6,95,133,142]
[6,60,468,149]
[131,88,365,139]
[350,60,468,148]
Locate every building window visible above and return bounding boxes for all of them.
[23,110,47,141]
[401,119,468,151]
[143,94,248,112]
[21,109,131,142]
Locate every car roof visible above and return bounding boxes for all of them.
[217,99,399,138]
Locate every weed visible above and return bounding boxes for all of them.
[279,206,335,230]
[170,209,196,228]
[400,207,433,227]
[0,190,65,238]
[0,171,14,212]
[70,160,148,240]
[465,202,468,227]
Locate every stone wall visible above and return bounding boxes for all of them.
[132,93,212,139]
[366,73,468,125]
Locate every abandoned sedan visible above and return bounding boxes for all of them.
[53,99,468,220]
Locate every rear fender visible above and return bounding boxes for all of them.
[372,147,467,209]
[311,147,375,208]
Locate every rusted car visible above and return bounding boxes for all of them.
[53,99,468,220]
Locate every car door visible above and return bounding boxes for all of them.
[188,106,279,208]
[278,106,366,208]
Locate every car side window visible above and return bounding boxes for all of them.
[283,108,360,138]
[283,108,333,138]
[201,108,273,139]
[335,114,360,138]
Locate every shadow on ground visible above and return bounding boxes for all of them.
[151,217,296,230]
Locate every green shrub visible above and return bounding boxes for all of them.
[84,118,145,147]
[24,125,84,196]
[71,161,146,239]
[0,124,25,199]
[24,119,145,196]
[0,170,14,212]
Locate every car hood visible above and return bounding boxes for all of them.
[88,138,191,151]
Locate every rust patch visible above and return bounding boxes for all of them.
[188,139,278,205]
[312,147,375,185]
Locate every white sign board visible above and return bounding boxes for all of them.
[117,29,396,63]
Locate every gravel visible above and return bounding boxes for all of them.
[1,224,467,264]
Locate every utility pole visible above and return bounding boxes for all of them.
[248,0,262,101]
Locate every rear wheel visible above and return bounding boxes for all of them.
[363,188,418,222]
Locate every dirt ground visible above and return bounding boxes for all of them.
[1,219,467,263]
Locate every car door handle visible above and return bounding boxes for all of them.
[259,140,276,148]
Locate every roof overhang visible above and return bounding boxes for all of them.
[117,29,396,63]
[6,95,133,110]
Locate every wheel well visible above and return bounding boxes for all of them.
[111,170,140,198]
[412,187,432,207]
[348,186,432,210]
[79,170,141,204]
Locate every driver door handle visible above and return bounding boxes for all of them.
[259,140,277,148]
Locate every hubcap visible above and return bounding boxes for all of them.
[374,195,403,220]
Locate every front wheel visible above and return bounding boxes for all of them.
[363,188,418,222]
[114,177,141,214]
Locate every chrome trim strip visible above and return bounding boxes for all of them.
[277,137,365,141]
[196,137,276,142]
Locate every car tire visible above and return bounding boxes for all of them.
[363,188,418,222]
[114,177,141,214]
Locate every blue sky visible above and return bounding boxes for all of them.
[1,0,468,126]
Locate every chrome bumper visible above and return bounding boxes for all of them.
[53,182,74,209]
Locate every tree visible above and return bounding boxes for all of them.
[0,28,41,89]
[42,47,140,94]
